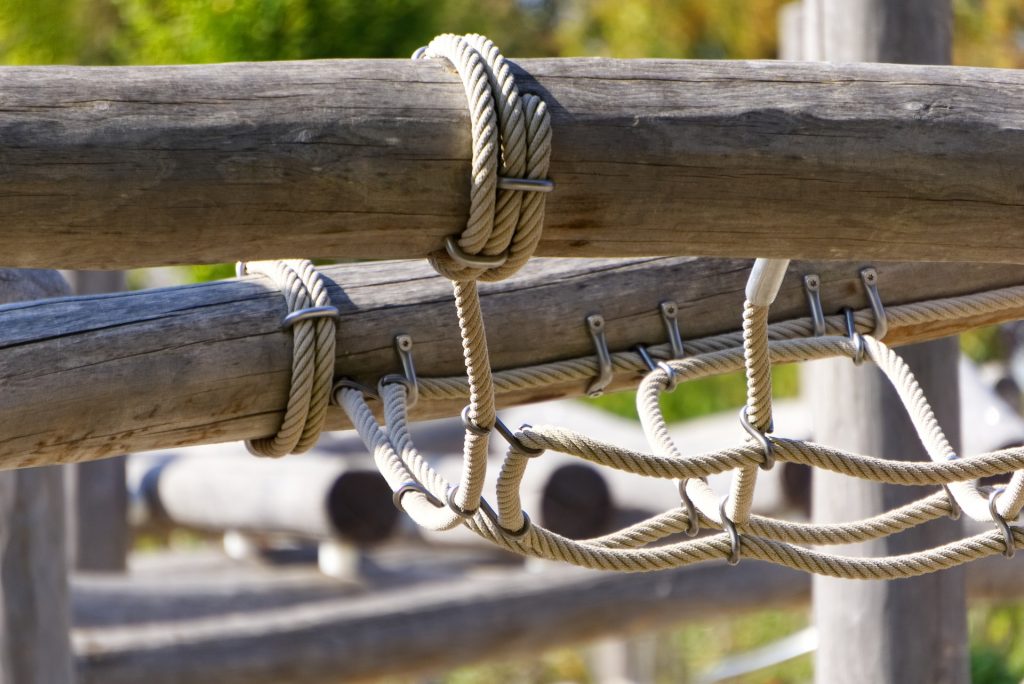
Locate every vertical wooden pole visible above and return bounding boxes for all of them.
[0,270,75,684]
[796,2,970,683]
[65,271,129,572]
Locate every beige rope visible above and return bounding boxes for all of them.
[239,259,336,457]
[320,33,1024,577]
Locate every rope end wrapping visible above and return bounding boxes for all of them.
[239,259,338,458]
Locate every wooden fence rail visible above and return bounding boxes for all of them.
[3,59,1024,268]
[3,256,1024,467]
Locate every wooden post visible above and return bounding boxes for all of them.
[3,60,1024,268]
[0,270,75,684]
[65,271,128,572]
[797,1,970,682]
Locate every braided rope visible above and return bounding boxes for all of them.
[239,259,336,457]
[231,34,1024,578]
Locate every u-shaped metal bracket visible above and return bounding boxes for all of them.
[586,315,614,397]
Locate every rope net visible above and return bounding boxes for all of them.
[243,34,1023,578]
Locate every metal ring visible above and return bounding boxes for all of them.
[860,267,888,340]
[941,485,962,521]
[494,418,545,456]
[446,485,479,519]
[444,236,509,270]
[585,314,614,398]
[843,308,866,366]
[480,498,532,539]
[718,497,741,566]
[739,407,775,471]
[460,405,491,437]
[497,177,555,193]
[281,305,340,330]
[657,361,679,393]
[677,480,700,537]
[392,481,443,512]
[989,488,1017,559]
[803,274,826,337]
[331,378,379,404]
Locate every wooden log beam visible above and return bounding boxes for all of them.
[4,58,1024,268]
[3,257,1024,468]
[72,551,1024,684]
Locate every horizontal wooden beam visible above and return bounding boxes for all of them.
[72,549,1024,683]
[3,59,1024,268]
[3,257,1024,468]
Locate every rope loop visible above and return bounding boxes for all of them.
[413,33,553,283]
[238,259,336,457]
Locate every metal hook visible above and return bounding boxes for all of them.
[718,497,742,565]
[281,305,340,330]
[843,308,866,366]
[331,378,379,405]
[859,268,888,340]
[393,481,443,512]
[803,274,826,337]
[444,237,509,270]
[677,480,700,537]
[460,405,491,436]
[479,497,532,539]
[445,484,480,519]
[380,334,419,407]
[739,407,775,471]
[494,418,545,456]
[636,344,679,392]
[989,488,1017,559]
[586,315,614,398]
[659,301,685,359]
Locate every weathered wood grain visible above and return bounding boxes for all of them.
[66,270,129,572]
[71,548,1024,684]
[0,270,75,684]
[2,257,1024,468]
[3,58,1024,268]
[799,4,970,684]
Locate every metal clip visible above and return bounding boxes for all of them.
[659,301,685,359]
[480,498,532,539]
[331,378,379,404]
[497,177,555,193]
[460,406,491,436]
[281,305,340,330]
[393,481,443,512]
[718,497,742,566]
[989,488,1017,559]
[859,267,888,340]
[380,334,419,407]
[495,418,545,456]
[678,480,700,537]
[636,344,679,393]
[586,315,614,398]
[739,407,775,471]
[843,308,866,366]
[445,484,479,519]
[444,237,509,270]
[803,274,826,337]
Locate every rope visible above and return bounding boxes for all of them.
[243,34,1024,578]
[238,259,336,457]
